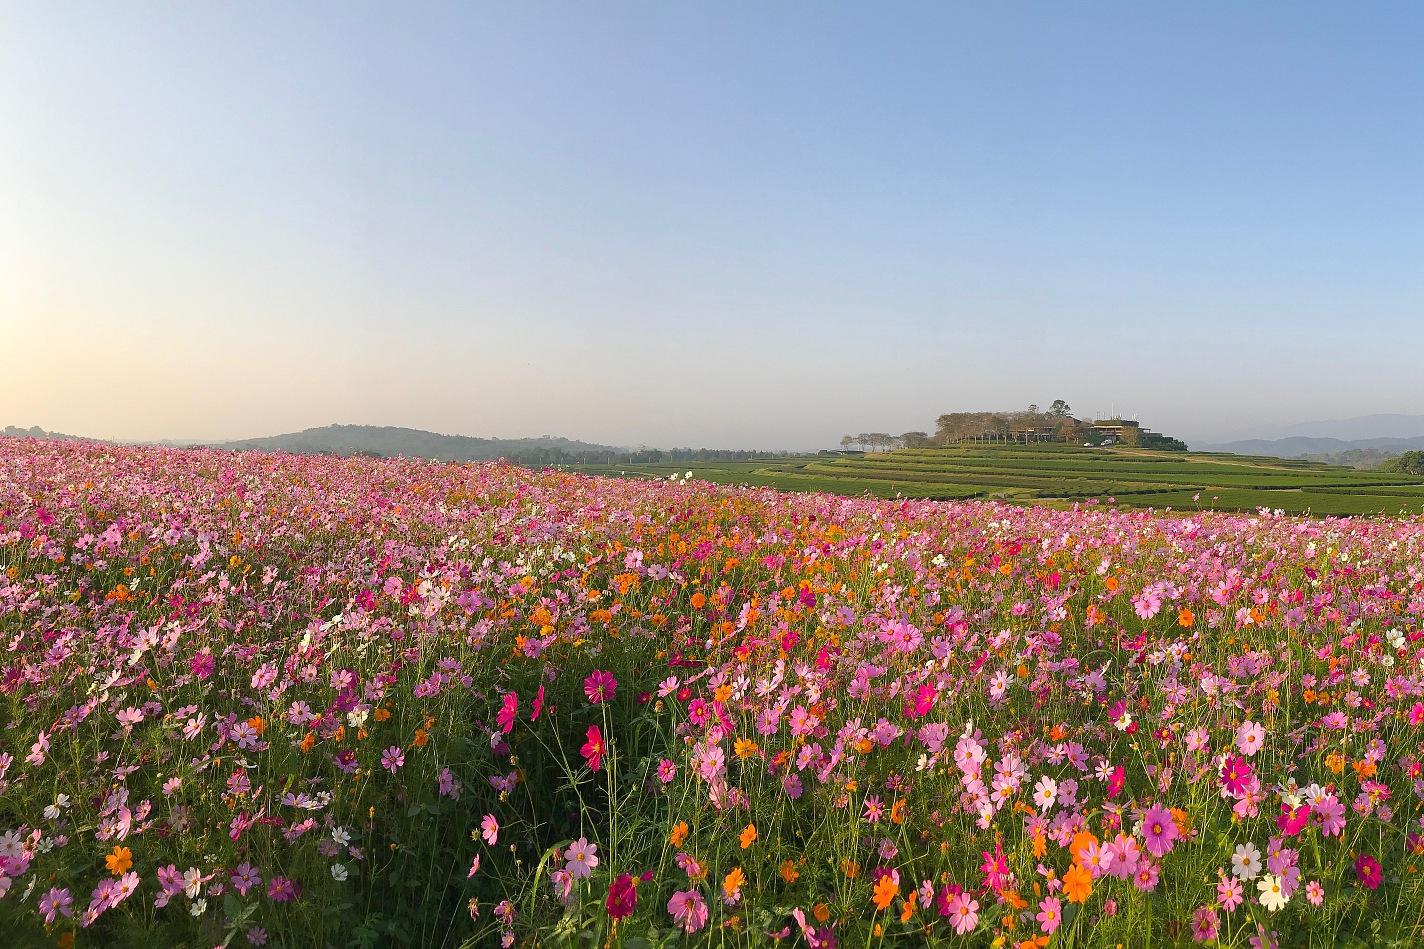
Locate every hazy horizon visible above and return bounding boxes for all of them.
[5,3,1423,451]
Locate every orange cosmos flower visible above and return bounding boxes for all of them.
[106,845,133,876]
[1063,864,1092,904]
[872,874,899,911]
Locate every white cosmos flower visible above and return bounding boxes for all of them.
[1257,873,1287,912]
[1231,843,1262,880]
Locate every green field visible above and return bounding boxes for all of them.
[571,444,1424,516]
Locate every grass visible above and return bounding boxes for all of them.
[571,444,1424,516]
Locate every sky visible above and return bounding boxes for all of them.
[3,2,1422,450]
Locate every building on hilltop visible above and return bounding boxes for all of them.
[1087,419,1185,450]
[932,412,1186,450]
[1088,419,1141,439]
[1008,424,1061,443]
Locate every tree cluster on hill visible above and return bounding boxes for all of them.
[838,432,932,452]
[933,400,1085,443]
[1378,451,1424,475]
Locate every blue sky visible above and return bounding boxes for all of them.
[3,2,1422,448]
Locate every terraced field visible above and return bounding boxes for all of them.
[573,444,1424,516]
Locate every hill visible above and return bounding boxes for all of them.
[1,425,94,442]
[203,424,620,461]
[575,442,1424,516]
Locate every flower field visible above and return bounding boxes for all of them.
[5,439,1424,947]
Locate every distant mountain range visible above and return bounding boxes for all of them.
[1196,415,1424,465]
[1203,414,1424,444]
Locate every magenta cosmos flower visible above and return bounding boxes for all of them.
[1355,853,1382,890]
[606,873,642,919]
[1220,755,1254,795]
[583,670,617,704]
[581,724,605,771]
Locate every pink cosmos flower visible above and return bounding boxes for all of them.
[1036,896,1061,934]
[39,886,73,923]
[1217,875,1244,912]
[1191,905,1220,942]
[266,876,299,902]
[945,892,979,935]
[1235,720,1266,757]
[230,863,262,896]
[1311,795,1346,837]
[380,746,404,773]
[1140,804,1180,857]
[549,868,573,905]
[563,837,598,879]
[667,889,709,933]
[481,815,499,846]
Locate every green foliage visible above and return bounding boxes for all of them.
[1380,451,1424,476]
[578,444,1424,516]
